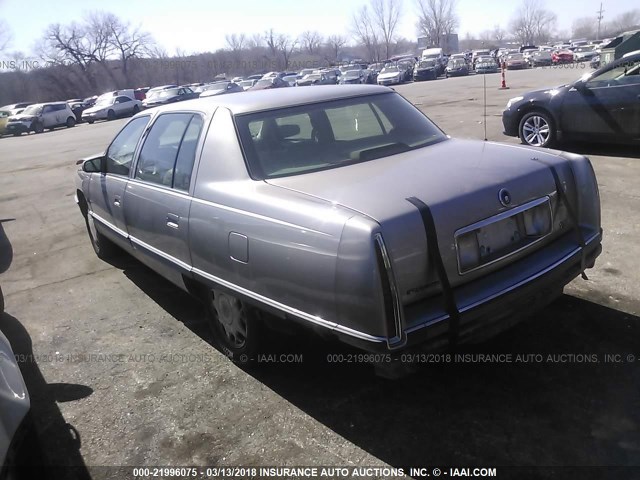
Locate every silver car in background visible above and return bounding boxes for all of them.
[0,329,30,472]
[74,86,602,362]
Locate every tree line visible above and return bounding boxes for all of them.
[0,0,639,105]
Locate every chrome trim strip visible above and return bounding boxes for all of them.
[455,196,553,275]
[129,236,191,271]
[405,231,600,334]
[191,196,332,237]
[192,267,387,343]
[89,211,129,239]
[374,233,407,349]
[88,208,384,344]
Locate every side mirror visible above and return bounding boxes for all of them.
[82,156,104,173]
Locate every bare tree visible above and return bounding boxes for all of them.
[248,33,264,49]
[100,13,153,84]
[225,33,247,52]
[371,0,402,59]
[509,0,557,45]
[609,9,640,36]
[276,34,298,70]
[571,17,596,40]
[264,28,279,57]
[492,24,506,45]
[301,31,322,55]
[415,0,458,48]
[326,34,348,61]
[0,20,12,53]
[351,5,381,62]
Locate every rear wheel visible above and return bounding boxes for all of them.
[33,122,44,134]
[107,110,116,121]
[66,117,75,128]
[206,290,261,365]
[518,111,555,148]
[132,105,140,115]
[87,119,94,124]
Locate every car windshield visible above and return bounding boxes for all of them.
[449,59,466,67]
[381,66,399,73]
[235,92,446,179]
[304,74,321,80]
[575,47,594,52]
[419,60,435,68]
[95,97,114,107]
[507,54,524,60]
[345,70,361,78]
[254,79,272,87]
[239,80,254,87]
[22,105,42,115]
[157,89,179,97]
[205,83,228,92]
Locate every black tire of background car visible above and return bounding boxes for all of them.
[107,110,116,121]
[87,119,94,124]
[518,110,556,148]
[66,117,75,128]
[33,122,44,134]
[206,291,262,366]
[132,105,140,115]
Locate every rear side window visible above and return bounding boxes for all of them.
[135,113,204,190]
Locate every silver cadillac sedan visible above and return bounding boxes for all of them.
[74,85,602,361]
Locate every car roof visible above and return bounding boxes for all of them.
[140,85,391,116]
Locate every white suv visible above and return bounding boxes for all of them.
[5,102,76,135]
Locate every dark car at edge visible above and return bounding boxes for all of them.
[502,52,640,147]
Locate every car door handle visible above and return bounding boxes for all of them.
[166,213,180,229]
[113,196,121,207]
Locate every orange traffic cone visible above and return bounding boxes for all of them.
[499,62,510,89]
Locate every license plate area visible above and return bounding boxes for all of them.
[455,197,552,274]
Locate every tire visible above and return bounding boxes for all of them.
[518,110,556,148]
[87,119,94,124]
[107,110,116,121]
[32,122,44,134]
[83,209,118,260]
[206,290,261,365]
[132,105,140,115]
[66,117,75,128]
[0,284,4,314]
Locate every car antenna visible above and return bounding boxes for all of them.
[482,50,489,141]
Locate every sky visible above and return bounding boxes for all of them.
[0,0,632,56]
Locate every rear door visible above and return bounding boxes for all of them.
[123,112,205,286]
[88,116,151,248]
[114,96,132,116]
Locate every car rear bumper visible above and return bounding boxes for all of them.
[4,123,30,134]
[338,230,602,353]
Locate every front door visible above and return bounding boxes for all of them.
[88,115,151,248]
[560,57,640,140]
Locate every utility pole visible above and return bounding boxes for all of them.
[596,2,605,40]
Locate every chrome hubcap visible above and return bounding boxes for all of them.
[522,115,550,146]
[212,292,246,348]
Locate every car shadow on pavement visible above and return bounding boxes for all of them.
[560,142,640,160]
[244,294,640,468]
[1,313,93,480]
[105,253,640,469]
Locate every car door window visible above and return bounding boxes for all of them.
[105,116,150,176]
[173,115,204,191]
[135,113,194,187]
[587,59,640,88]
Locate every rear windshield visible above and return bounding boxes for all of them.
[235,92,446,179]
